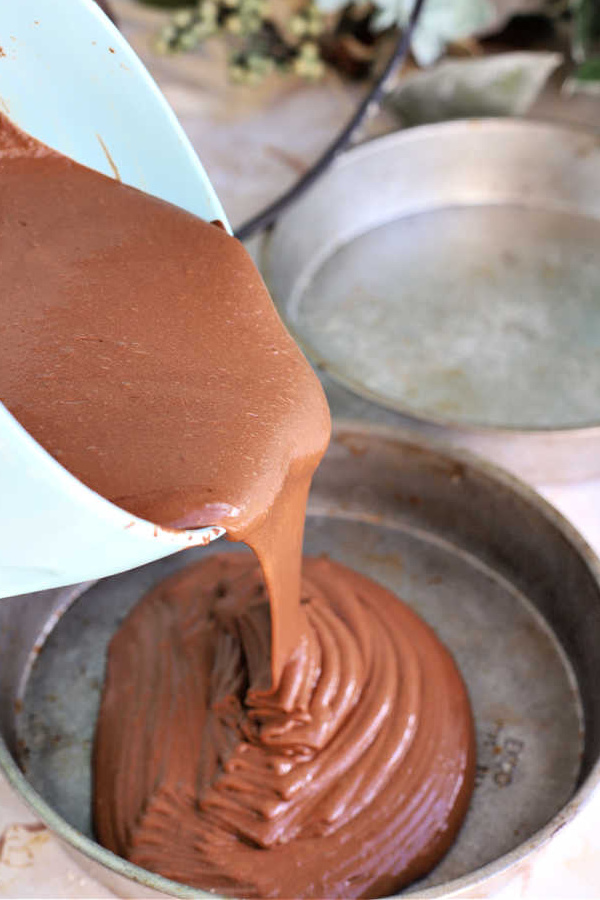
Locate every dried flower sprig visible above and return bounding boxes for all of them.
[154,0,330,83]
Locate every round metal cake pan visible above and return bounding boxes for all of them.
[2,423,600,898]
[260,119,600,484]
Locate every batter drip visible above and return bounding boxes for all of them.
[0,112,475,897]
[0,111,328,680]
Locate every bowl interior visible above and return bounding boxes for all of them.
[1,0,225,222]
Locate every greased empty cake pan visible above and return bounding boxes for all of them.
[260,119,600,483]
[1,423,600,897]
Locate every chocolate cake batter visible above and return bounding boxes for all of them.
[0,112,475,897]
[95,553,474,898]
[0,111,326,680]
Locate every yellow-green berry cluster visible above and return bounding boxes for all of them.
[154,0,327,84]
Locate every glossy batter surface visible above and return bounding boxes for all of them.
[0,113,475,897]
[0,111,328,678]
[95,554,475,898]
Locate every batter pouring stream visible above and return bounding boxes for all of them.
[0,113,475,897]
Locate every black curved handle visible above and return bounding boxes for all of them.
[235,0,426,241]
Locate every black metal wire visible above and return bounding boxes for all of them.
[235,0,426,241]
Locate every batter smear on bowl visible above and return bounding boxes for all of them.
[0,112,475,897]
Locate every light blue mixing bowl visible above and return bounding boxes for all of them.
[0,0,230,598]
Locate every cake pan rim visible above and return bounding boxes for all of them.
[260,117,600,439]
[2,421,600,898]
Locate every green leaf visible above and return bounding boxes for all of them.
[573,57,600,82]
[312,0,347,12]
[572,0,600,64]
[386,51,561,125]
[372,0,496,66]
[564,56,600,96]
[312,0,495,64]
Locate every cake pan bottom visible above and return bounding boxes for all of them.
[1,423,599,898]
[261,120,600,482]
